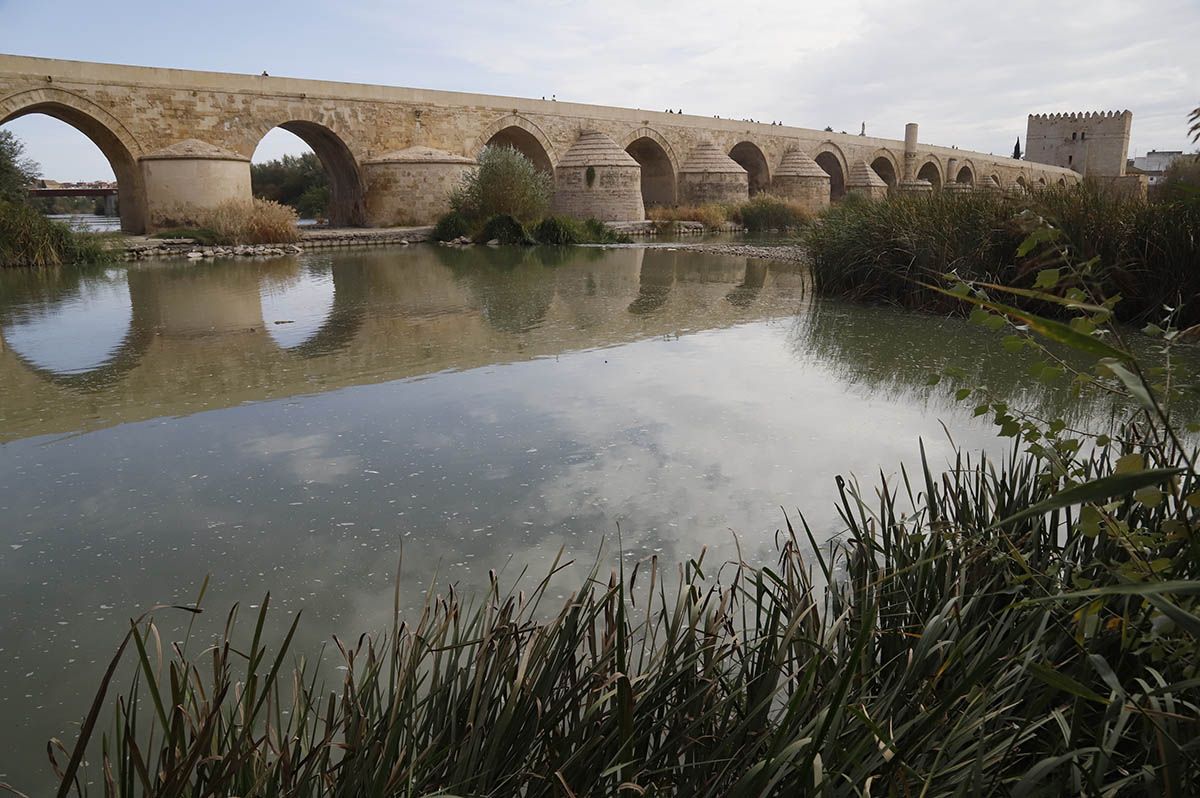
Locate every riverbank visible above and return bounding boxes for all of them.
[119,224,435,260]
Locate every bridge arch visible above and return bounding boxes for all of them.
[955,161,976,185]
[622,127,678,206]
[250,117,367,226]
[916,157,943,190]
[478,114,556,174]
[1014,175,1029,193]
[0,87,148,233]
[728,141,771,195]
[869,149,900,191]
[811,142,848,202]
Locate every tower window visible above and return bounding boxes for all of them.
[1072,132,1077,140]
[1081,132,1086,141]
[1068,155,1073,165]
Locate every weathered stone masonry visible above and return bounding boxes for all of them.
[0,54,1083,233]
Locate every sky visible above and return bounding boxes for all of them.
[1,0,1197,181]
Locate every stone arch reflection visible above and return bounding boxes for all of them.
[260,260,338,350]
[0,265,154,392]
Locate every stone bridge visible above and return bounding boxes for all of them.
[0,54,1080,234]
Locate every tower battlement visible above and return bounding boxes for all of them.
[1025,110,1132,177]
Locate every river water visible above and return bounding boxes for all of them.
[0,243,1164,790]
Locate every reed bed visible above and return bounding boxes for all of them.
[804,186,1200,326]
[32,430,1199,797]
[0,200,116,268]
[647,195,811,232]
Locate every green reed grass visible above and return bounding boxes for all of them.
[25,430,1198,798]
[804,186,1200,326]
[0,200,117,268]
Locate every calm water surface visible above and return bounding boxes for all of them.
[0,243,1154,790]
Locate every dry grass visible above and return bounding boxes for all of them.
[647,203,729,229]
[200,198,300,244]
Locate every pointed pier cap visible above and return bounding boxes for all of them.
[679,141,747,174]
[847,159,888,188]
[557,131,639,168]
[775,148,829,178]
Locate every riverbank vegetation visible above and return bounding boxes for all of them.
[250,152,330,220]
[40,222,1200,796]
[0,131,117,268]
[150,198,300,246]
[0,200,115,267]
[648,194,813,232]
[803,185,1200,326]
[434,146,630,245]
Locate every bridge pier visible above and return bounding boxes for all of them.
[769,149,830,213]
[139,139,251,230]
[846,160,889,200]
[551,131,645,222]
[677,142,749,205]
[103,193,118,217]
[362,147,476,226]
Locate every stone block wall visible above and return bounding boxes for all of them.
[363,161,474,226]
[678,172,749,205]
[552,165,645,221]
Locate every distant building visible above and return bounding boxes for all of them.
[1129,150,1185,186]
[1026,111,1146,197]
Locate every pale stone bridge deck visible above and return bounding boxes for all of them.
[0,54,1080,233]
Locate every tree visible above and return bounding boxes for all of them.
[449,145,551,223]
[0,129,40,204]
[1013,137,1022,160]
[250,152,329,219]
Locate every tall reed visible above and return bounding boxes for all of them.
[35,431,1199,797]
[804,186,1200,325]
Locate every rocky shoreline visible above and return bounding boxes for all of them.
[120,225,434,261]
[115,224,808,265]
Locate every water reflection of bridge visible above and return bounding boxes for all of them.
[0,246,807,443]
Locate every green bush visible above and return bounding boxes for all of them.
[432,210,470,241]
[581,217,632,244]
[533,215,582,245]
[0,200,115,268]
[474,213,531,245]
[450,145,552,223]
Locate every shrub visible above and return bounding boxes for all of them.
[433,210,470,241]
[533,214,582,245]
[450,145,552,223]
[728,194,812,231]
[580,217,632,244]
[474,213,531,245]
[0,129,40,205]
[172,198,299,245]
[0,200,115,268]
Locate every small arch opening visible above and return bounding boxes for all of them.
[813,152,846,201]
[870,156,898,191]
[917,161,942,191]
[955,165,974,185]
[485,126,553,175]
[625,136,676,206]
[728,142,770,195]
